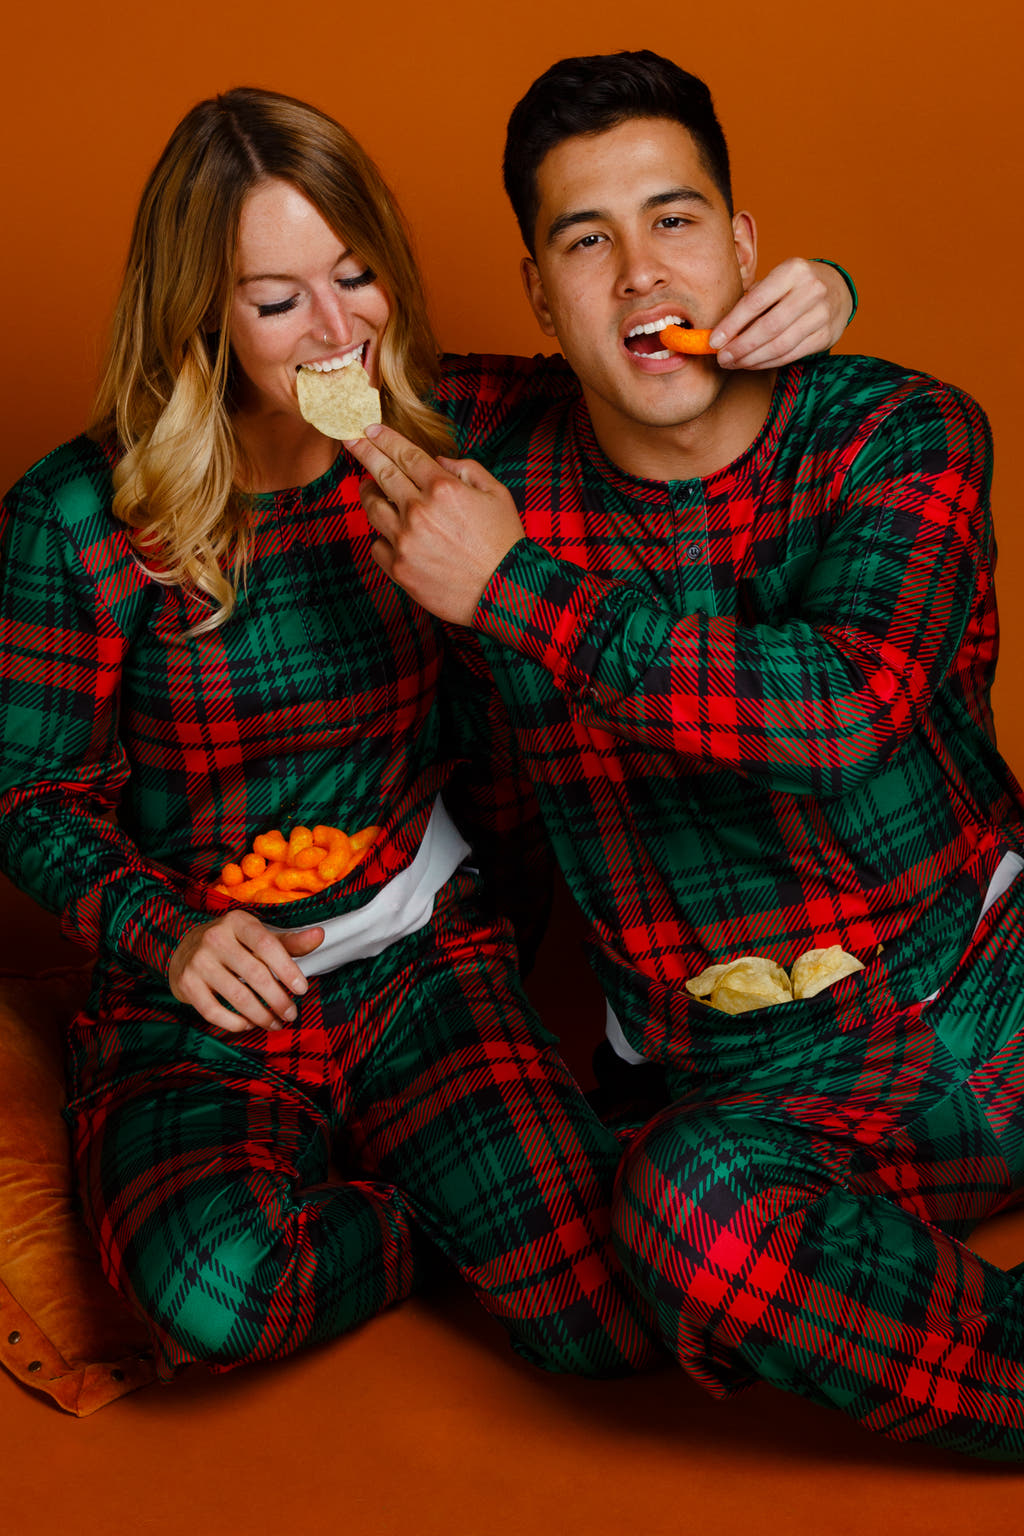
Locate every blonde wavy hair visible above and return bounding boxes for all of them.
[90,87,454,631]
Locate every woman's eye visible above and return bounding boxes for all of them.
[337,268,376,291]
[256,296,300,317]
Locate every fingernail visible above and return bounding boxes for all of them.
[364,423,382,438]
[716,349,734,366]
[342,438,361,450]
[709,330,725,349]
[284,1006,297,1022]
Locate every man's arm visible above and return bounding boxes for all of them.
[350,382,992,800]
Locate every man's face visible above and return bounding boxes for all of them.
[522,116,758,463]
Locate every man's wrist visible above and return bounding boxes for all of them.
[812,258,858,323]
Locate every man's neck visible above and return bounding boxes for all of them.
[586,369,778,483]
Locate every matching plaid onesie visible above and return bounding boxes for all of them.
[0,361,653,1381]
[456,350,1024,1459]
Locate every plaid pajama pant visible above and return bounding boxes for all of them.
[613,883,1024,1459]
[65,871,656,1380]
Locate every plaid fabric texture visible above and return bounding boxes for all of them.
[67,872,655,1377]
[442,352,1024,1456]
[457,352,1024,1062]
[0,355,585,1376]
[614,883,1024,1460]
[0,355,570,982]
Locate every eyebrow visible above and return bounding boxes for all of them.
[544,186,713,247]
[237,248,355,285]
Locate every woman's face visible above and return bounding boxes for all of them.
[228,177,391,417]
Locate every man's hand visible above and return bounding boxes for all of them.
[168,910,324,1034]
[711,257,854,369]
[347,424,525,625]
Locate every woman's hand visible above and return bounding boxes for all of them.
[168,911,324,1033]
[711,258,854,369]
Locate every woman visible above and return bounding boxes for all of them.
[0,87,852,1382]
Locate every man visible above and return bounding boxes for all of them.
[347,51,1024,1459]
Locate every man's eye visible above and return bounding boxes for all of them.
[256,296,300,317]
[658,216,691,230]
[571,233,605,251]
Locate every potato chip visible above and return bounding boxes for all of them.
[296,360,381,440]
[708,957,792,1015]
[685,962,732,999]
[791,944,864,1000]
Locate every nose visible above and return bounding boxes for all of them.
[311,290,355,349]
[614,231,670,298]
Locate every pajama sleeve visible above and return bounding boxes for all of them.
[472,382,993,799]
[0,467,201,977]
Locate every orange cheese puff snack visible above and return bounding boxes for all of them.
[229,861,286,901]
[240,852,267,878]
[287,825,314,858]
[220,863,245,888]
[276,867,326,894]
[253,830,290,862]
[659,324,716,355]
[293,845,329,869]
[350,825,381,853]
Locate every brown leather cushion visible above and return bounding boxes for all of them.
[0,966,156,1413]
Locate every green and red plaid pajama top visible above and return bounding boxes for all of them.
[453,350,1024,1457]
[0,359,655,1380]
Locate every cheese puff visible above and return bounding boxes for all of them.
[288,826,315,859]
[293,845,328,870]
[275,867,326,893]
[253,830,290,862]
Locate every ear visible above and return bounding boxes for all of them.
[521,256,557,338]
[732,210,758,291]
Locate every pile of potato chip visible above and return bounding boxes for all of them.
[213,823,380,905]
[685,945,864,1015]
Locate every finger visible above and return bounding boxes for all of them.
[726,321,830,371]
[176,975,259,1035]
[346,424,447,502]
[435,455,499,494]
[710,271,792,348]
[716,293,818,364]
[358,477,402,541]
[279,926,325,957]
[344,433,422,509]
[193,949,295,1027]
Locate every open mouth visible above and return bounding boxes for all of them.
[296,341,368,374]
[623,314,690,361]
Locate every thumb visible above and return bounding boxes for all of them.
[437,455,494,491]
[281,925,325,955]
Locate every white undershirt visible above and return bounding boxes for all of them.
[271,795,470,978]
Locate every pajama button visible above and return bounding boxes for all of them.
[684,542,703,561]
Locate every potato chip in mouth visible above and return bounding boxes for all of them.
[296,357,381,440]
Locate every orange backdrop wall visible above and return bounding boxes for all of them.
[3,0,1021,759]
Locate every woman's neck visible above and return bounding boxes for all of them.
[232,404,338,493]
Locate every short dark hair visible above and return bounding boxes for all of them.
[502,50,733,255]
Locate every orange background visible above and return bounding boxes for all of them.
[3,0,1022,761]
[2,2,1024,1525]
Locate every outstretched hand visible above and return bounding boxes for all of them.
[711,257,853,369]
[348,424,525,625]
[168,910,324,1033]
